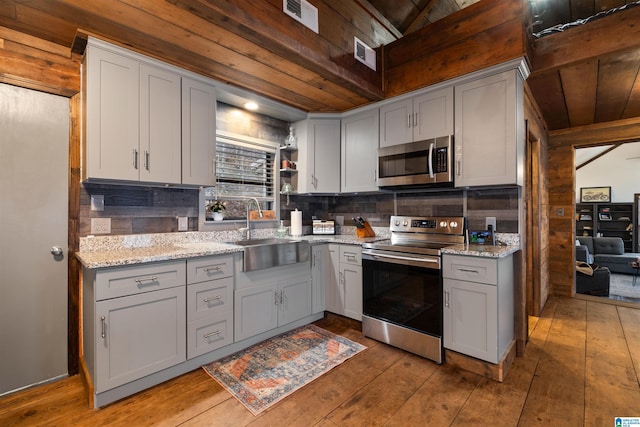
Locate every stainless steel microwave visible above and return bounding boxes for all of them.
[377,135,453,187]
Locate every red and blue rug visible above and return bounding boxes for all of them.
[202,324,366,415]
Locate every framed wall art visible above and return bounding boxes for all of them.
[580,186,611,203]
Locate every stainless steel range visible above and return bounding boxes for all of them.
[361,215,465,364]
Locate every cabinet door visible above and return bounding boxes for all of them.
[311,245,327,314]
[325,244,342,315]
[139,63,182,184]
[414,86,454,141]
[95,286,186,392]
[309,119,341,193]
[341,263,363,321]
[85,45,139,181]
[454,70,521,187]
[341,109,379,192]
[379,98,413,148]
[234,282,279,341]
[279,274,312,326]
[443,278,498,363]
[181,77,217,186]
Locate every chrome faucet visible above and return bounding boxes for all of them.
[245,197,263,239]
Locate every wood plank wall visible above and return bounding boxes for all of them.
[383,0,527,97]
[548,117,640,296]
[0,26,79,96]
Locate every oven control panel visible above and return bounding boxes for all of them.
[390,215,465,235]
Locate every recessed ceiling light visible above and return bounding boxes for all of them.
[244,102,258,111]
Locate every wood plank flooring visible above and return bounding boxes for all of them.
[1,296,639,426]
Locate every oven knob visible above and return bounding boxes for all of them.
[403,220,409,226]
[450,221,458,228]
[394,219,400,226]
[439,221,448,228]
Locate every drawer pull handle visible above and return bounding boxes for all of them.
[135,276,158,285]
[101,316,106,338]
[203,295,222,303]
[204,330,221,339]
[204,266,222,273]
[444,290,450,308]
[458,268,479,274]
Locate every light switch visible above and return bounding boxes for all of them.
[91,195,104,211]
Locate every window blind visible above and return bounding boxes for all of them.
[215,134,277,202]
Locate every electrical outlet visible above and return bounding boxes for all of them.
[91,218,111,234]
[485,216,497,231]
[178,216,188,232]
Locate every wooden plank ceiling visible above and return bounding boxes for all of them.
[0,0,639,131]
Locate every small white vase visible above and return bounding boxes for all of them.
[212,212,224,221]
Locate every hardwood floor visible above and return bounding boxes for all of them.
[1,296,639,426]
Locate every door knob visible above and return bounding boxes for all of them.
[50,246,64,256]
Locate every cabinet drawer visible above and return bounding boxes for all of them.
[442,255,497,285]
[187,277,233,321]
[339,245,362,266]
[187,255,233,284]
[187,312,233,359]
[95,260,186,301]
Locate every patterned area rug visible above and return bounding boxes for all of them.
[610,273,640,299]
[202,324,366,415]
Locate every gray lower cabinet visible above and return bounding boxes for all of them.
[311,244,328,314]
[442,254,514,364]
[84,260,187,394]
[325,244,363,321]
[186,255,234,359]
[234,273,312,342]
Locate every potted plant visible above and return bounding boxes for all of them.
[207,200,226,221]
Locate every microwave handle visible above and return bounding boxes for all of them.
[428,142,434,178]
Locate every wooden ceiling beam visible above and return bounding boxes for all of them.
[404,0,438,35]
[531,5,640,75]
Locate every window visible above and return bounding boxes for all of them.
[203,131,279,221]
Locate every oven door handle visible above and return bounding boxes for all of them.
[362,252,440,268]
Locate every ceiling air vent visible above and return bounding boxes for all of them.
[354,37,376,71]
[283,0,318,33]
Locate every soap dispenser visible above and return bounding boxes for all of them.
[277,220,287,238]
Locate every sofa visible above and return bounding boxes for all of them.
[576,236,640,274]
[575,263,610,296]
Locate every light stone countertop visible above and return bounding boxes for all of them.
[76,230,389,269]
[441,243,520,258]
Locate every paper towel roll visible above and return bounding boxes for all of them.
[291,209,303,237]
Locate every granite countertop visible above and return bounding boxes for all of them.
[76,231,388,269]
[441,243,520,258]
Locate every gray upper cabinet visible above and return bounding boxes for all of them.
[341,108,379,193]
[84,41,140,182]
[84,37,216,186]
[181,77,217,186]
[139,63,182,184]
[294,117,341,194]
[454,69,524,187]
[379,86,454,148]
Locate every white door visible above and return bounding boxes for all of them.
[0,84,69,394]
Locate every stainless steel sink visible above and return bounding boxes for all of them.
[232,238,310,271]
